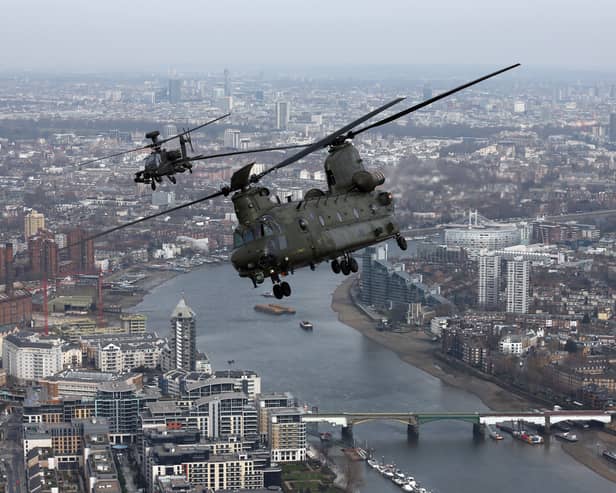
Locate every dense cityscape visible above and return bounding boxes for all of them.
[1,64,616,493]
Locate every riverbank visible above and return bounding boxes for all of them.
[330,275,616,483]
[330,276,534,411]
[105,269,180,312]
[561,430,616,483]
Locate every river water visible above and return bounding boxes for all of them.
[136,263,613,493]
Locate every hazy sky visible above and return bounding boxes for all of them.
[2,0,615,73]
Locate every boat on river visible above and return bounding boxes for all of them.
[555,432,578,442]
[299,320,314,330]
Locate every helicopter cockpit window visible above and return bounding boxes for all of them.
[261,223,275,237]
[144,153,161,170]
[261,216,282,234]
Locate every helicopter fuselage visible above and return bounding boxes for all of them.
[230,142,400,286]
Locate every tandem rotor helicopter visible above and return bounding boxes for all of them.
[75,64,520,299]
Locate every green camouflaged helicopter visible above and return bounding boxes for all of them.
[83,64,519,299]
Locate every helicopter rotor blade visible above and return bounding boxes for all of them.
[252,97,405,182]
[188,143,312,163]
[73,113,230,169]
[155,113,230,146]
[75,144,155,169]
[350,63,520,138]
[62,189,226,249]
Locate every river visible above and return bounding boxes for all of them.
[135,263,614,493]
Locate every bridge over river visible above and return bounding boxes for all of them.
[303,410,613,438]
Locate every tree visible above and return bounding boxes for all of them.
[564,339,578,354]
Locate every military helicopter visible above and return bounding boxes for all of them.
[76,114,309,190]
[76,64,519,299]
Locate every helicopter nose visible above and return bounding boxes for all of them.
[231,248,255,272]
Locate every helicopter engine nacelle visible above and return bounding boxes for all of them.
[166,150,181,161]
[352,170,385,193]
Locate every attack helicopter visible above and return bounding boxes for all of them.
[76,114,309,190]
[75,64,520,299]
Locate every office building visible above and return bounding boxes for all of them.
[223,68,231,97]
[610,113,616,142]
[275,101,290,130]
[223,128,241,149]
[168,79,182,104]
[478,250,501,309]
[169,298,197,371]
[120,313,147,334]
[25,210,45,239]
[506,256,530,314]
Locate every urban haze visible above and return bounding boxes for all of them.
[1,3,616,493]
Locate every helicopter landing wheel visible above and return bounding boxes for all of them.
[169,175,177,184]
[331,259,341,274]
[280,281,291,297]
[396,234,408,251]
[273,284,284,299]
[151,181,157,191]
[348,256,359,273]
[340,259,351,276]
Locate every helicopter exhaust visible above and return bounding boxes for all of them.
[352,170,385,193]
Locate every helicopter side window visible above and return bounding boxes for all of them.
[298,218,308,231]
[243,229,255,243]
[233,231,244,248]
[262,216,282,234]
[353,208,360,219]
[262,223,275,236]
[318,215,326,227]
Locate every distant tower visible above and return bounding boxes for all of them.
[224,68,231,97]
[162,124,178,139]
[478,250,500,309]
[168,79,182,104]
[170,298,197,371]
[223,129,241,149]
[609,113,616,142]
[275,101,291,130]
[422,84,432,100]
[24,210,45,239]
[506,257,529,314]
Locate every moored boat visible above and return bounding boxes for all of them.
[299,320,314,330]
[367,458,379,469]
[603,449,616,464]
[555,432,578,442]
[319,432,332,442]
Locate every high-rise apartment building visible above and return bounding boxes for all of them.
[223,129,241,149]
[169,298,196,371]
[275,101,290,130]
[67,228,95,274]
[478,250,500,309]
[506,256,530,314]
[25,210,45,239]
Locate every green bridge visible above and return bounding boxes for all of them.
[302,410,613,438]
